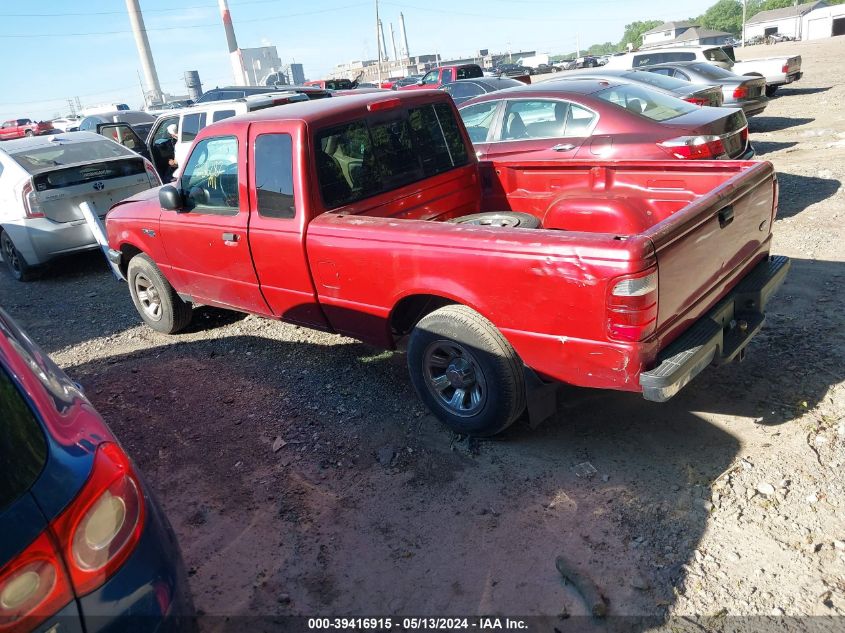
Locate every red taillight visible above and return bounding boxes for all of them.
[658,135,727,160]
[781,63,789,73]
[367,97,401,112]
[733,86,748,99]
[607,269,658,342]
[21,181,45,219]
[0,443,145,631]
[0,533,74,632]
[52,442,145,597]
[143,160,161,188]
[684,96,709,106]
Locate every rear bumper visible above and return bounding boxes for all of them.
[2,217,99,266]
[739,97,769,117]
[640,255,790,402]
[772,71,802,87]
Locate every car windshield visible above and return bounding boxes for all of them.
[623,70,691,91]
[687,63,739,80]
[595,83,697,122]
[9,139,133,174]
[0,364,47,512]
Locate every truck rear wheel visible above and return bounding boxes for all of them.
[127,254,192,334]
[407,305,526,437]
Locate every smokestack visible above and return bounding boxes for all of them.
[389,23,399,62]
[218,0,248,85]
[399,12,410,60]
[184,71,203,101]
[379,19,388,60]
[124,0,162,104]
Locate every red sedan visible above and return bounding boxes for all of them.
[458,79,753,162]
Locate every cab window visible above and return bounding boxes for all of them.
[254,134,295,219]
[422,70,439,85]
[181,113,207,142]
[212,110,236,123]
[180,136,239,215]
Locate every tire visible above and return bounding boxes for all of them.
[765,85,778,97]
[407,305,526,436]
[126,253,192,334]
[24,130,34,137]
[447,211,540,229]
[1,230,37,281]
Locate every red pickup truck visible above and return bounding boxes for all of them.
[106,90,789,436]
[0,118,55,140]
[397,64,484,90]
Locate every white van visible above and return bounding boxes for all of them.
[97,91,311,180]
[79,103,131,116]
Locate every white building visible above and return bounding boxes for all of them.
[241,46,282,86]
[745,1,826,40]
[803,3,845,39]
[641,21,696,47]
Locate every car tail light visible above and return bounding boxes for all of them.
[143,160,161,187]
[658,135,727,160]
[684,96,709,106]
[21,181,45,219]
[0,533,74,632]
[781,63,790,73]
[0,443,144,630]
[52,442,145,597]
[367,97,401,112]
[733,86,748,99]
[607,269,658,342]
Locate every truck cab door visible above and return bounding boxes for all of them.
[244,121,329,328]
[98,123,151,161]
[158,133,271,315]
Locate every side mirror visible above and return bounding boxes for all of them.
[416,80,425,86]
[159,185,184,211]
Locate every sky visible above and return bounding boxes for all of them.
[0,0,717,122]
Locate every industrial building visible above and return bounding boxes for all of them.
[746,1,845,41]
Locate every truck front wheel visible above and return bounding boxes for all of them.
[407,305,526,437]
[127,254,192,334]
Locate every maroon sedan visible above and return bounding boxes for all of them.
[458,79,753,162]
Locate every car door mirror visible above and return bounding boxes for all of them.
[159,185,185,211]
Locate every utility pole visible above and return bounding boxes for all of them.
[375,0,382,84]
[136,70,147,108]
[576,34,581,59]
[742,0,747,46]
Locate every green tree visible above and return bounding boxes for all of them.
[700,0,744,33]
[618,20,663,48]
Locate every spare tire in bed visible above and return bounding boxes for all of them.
[447,212,541,229]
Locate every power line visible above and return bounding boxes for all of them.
[0,3,369,38]
[0,0,298,18]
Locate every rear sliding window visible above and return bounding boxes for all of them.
[634,52,696,66]
[0,365,47,512]
[456,66,483,80]
[315,102,469,209]
[595,84,697,122]
[703,48,733,64]
[10,140,134,174]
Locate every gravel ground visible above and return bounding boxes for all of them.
[1,36,843,628]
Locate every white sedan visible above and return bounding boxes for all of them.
[0,131,160,280]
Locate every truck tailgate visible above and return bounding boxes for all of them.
[643,160,775,338]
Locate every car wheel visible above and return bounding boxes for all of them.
[127,253,192,334]
[765,85,778,97]
[1,231,37,281]
[447,211,540,229]
[24,130,34,137]
[407,305,526,436]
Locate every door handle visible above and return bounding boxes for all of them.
[551,143,576,151]
[221,232,240,242]
[718,205,734,228]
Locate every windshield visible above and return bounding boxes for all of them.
[595,84,698,122]
[687,63,739,79]
[623,70,691,91]
[9,139,133,174]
